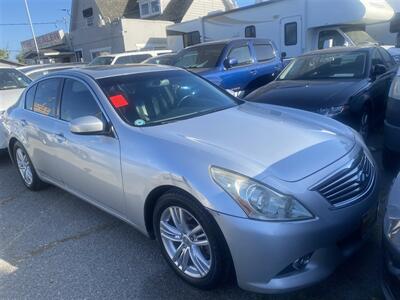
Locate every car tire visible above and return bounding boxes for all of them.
[358,106,371,141]
[13,141,45,191]
[382,147,400,172]
[153,190,232,290]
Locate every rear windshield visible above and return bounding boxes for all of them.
[97,70,241,127]
[279,51,367,80]
[174,44,225,69]
[0,69,32,90]
[89,56,114,66]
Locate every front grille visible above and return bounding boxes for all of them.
[313,152,375,207]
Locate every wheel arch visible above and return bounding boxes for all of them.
[8,137,19,163]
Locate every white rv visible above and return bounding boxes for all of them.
[167,0,395,58]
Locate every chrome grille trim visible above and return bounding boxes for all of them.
[312,152,375,207]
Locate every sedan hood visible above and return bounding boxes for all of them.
[0,88,24,111]
[151,102,355,182]
[246,80,366,111]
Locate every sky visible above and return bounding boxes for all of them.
[0,0,254,61]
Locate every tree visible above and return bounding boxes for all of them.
[16,52,25,64]
[0,49,9,60]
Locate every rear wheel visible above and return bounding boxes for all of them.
[13,141,45,190]
[153,190,232,289]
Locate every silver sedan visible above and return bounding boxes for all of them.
[3,65,379,294]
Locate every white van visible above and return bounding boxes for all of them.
[167,0,394,58]
[89,50,172,66]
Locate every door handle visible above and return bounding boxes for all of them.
[250,70,257,75]
[20,119,27,127]
[54,133,66,143]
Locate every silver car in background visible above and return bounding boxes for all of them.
[3,65,379,294]
[0,67,31,149]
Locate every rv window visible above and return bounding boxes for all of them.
[341,29,376,46]
[245,26,256,38]
[284,22,297,46]
[183,31,201,48]
[318,30,345,49]
[254,44,276,62]
[228,46,253,66]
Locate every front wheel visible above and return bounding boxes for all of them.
[153,190,232,289]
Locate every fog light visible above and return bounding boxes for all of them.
[292,253,312,270]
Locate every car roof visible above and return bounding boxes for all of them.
[52,64,181,80]
[18,63,85,73]
[300,46,378,57]
[97,50,172,59]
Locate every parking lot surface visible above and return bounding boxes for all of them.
[0,134,396,300]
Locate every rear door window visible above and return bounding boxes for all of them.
[254,44,276,62]
[33,78,62,117]
[228,45,253,66]
[60,79,103,122]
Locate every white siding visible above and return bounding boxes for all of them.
[182,0,230,22]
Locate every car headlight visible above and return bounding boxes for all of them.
[210,167,313,221]
[390,77,400,100]
[316,105,348,117]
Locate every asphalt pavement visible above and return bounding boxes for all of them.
[0,133,396,300]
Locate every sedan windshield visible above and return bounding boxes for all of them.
[98,70,241,126]
[89,56,114,66]
[0,69,32,90]
[174,44,225,69]
[279,51,367,80]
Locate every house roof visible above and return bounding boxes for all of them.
[70,0,237,29]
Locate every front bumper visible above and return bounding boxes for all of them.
[0,122,7,150]
[209,153,379,294]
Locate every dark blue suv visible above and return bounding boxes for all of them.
[173,38,283,97]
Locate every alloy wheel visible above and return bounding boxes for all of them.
[160,206,212,278]
[359,111,370,140]
[15,148,33,186]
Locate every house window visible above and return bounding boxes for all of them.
[183,31,201,48]
[140,0,161,18]
[83,7,94,26]
[285,22,298,46]
[245,26,256,38]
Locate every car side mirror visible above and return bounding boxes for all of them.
[281,52,287,59]
[224,58,238,69]
[372,64,387,77]
[70,116,105,135]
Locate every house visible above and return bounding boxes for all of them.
[20,30,75,64]
[69,0,237,62]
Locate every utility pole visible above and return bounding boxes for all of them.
[24,0,41,63]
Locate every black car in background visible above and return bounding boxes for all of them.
[246,46,398,139]
[382,173,400,300]
[383,67,400,168]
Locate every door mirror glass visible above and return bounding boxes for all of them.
[224,58,239,69]
[281,51,287,59]
[372,64,387,77]
[70,116,105,135]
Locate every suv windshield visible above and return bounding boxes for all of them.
[90,56,114,65]
[278,51,367,80]
[174,44,225,69]
[0,69,32,90]
[98,70,241,126]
